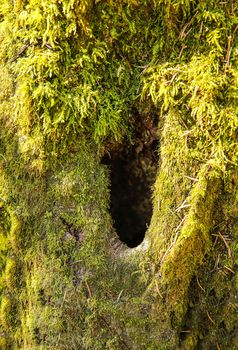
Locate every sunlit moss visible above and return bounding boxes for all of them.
[0,0,238,349]
[0,335,8,349]
[8,211,22,252]
[4,258,17,288]
[0,295,11,329]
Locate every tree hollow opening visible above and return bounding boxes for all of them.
[103,116,158,248]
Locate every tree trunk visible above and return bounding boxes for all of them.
[0,1,238,349]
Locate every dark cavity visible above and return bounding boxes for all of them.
[102,114,158,248]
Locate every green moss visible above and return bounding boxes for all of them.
[8,211,22,252]
[161,165,221,320]
[0,295,11,329]
[0,336,8,349]
[180,333,198,350]
[0,0,238,349]
[0,204,10,235]
[4,257,17,288]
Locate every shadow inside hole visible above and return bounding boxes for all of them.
[103,133,158,248]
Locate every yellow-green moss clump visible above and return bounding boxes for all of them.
[0,0,238,349]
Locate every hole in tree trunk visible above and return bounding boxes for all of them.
[102,114,159,248]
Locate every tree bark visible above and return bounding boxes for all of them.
[0,1,238,349]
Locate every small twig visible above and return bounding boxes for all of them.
[213,235,219,248]
[211,254,221,272]
[167,68,182,72]
[180,330,191,333]
[0,154,7,162]
[207,311,216,325]
[179,22,191,40]
[155,279,163,298]
[137,64,150,69]
[218,232,232,258]
[224,265,235,274]
[179,12,198,40]
[62,290,67,305]
[168,73,177,85]
[225,35,232,67]
[116,290,124,303]
[178,44,187,59]
[160,215,187,264]
[182,129,194,137]
[69,259,82,265]
[176,199,190,212]
[196,276,205,293]
[183,175,199,182]
[10,43,31,63]
[216,343,221,350]
[233,24,238,34]
[214,254,220,271]
[85,281,92,298]
[138,64,150,76]
[161,231,180,264]
[175,215,187,232]
[198,21,204,40]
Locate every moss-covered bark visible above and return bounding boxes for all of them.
[1,1,238,349]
